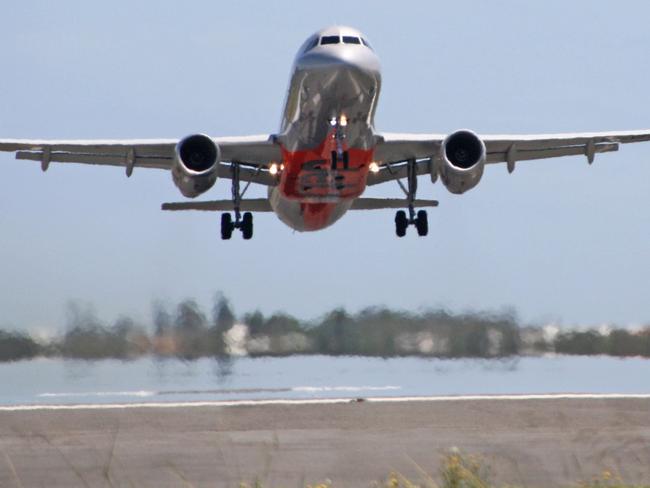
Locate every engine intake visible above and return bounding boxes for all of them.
[172,134,220,198]
[439,129,486,194]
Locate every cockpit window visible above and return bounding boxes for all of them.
[320,36,340,45]
[342,36,361,45]
[303,35,319,53]
[361,38,374,50]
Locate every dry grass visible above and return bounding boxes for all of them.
[375,449,490,488]
[238,450,650,488]
[577,469,650,488]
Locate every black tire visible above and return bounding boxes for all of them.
[395,210,408,237]
[242,212,254,240]
[221,213,233,240]
[416,210,428,237]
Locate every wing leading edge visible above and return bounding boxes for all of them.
[0,135,281,184]
[369,129,650,186]
[3,129,650,188]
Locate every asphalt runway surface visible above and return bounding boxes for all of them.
[0,396,649,487]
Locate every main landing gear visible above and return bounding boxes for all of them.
[220,162,254,240]
[393,158,429,238]
[395,208,428,237]
[221,211,253,240]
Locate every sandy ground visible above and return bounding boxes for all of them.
[0,397,648,487]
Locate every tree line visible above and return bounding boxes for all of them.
[0,296,648,361]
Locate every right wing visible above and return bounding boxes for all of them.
[0,135,282,185]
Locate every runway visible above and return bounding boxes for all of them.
[0,395,648,487]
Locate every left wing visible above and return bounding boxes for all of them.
[369,129,650,185]
[0,135,281,185]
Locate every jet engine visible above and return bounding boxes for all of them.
[439,130,486,194]
[171,134,221,198]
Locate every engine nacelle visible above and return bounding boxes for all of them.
[439,129,486,194]
[171,134,220,198]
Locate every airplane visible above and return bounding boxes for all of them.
[2,25,650,240]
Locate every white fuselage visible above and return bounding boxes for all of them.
[268,26,382,231]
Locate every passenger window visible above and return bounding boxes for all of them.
[320,36,340,45]
[342,36,361,45]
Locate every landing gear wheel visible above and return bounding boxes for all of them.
[395,210,408,237]
[242,212,253,240]
[415,210,428,237]
[220,213,233,240]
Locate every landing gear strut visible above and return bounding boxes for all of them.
[393,159,429,237]
[220,162,254,240]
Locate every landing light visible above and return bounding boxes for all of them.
[340,114,348,127]
[269,163,279,175]
[369,162,380,173]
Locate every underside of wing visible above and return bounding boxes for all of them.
[481,130,650,171]
[0,134,280,183]
[368,129,650,186]
[373,133,444,163]
[0,139,177,172]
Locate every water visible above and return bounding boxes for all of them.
[0,355,649,406]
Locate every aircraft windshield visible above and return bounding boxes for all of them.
[320,36,340,45]
[305,34,371,51]
[342,36,361,44]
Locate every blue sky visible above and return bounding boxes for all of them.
[0,0,649,331]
